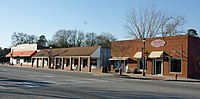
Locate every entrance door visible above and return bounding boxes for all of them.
[123,60,128,72]
[16,59,20,64]
[154,59,163,75]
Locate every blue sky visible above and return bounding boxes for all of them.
[0,0,200,48]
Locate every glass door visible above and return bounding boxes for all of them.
[154,59,163,75]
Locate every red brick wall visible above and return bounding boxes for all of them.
[111,35,189,77]
[91,68,102,73]
[82,68,89,72]
[188,35,200,78]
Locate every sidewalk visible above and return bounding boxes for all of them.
[97,72,200,83]
[121,73,200,83]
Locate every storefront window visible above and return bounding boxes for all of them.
[137,58,146,70]
[83,59,88,68]
[24,57,31,63]
[114,61,119,69]
[91,59,97,68]
[16,59,20,64]
[66,59,70,67]
[170,58,181,72]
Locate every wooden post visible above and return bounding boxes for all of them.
[36,58,39,68]
[54,58,57,69]
[48,57,50,69]
[42,58,44,68]
[78,57,81,71]
[31,58,34,67]
[62,58,64,70]
[88,57,91,72]
[69,57,72,70]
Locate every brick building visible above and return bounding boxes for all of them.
[109,35,200,78]
[32,46,110,73]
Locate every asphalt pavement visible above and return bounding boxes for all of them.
[0,65,200,99]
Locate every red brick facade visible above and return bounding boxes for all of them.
[109,35,200,78]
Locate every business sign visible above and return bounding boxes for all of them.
[151,39,166,47]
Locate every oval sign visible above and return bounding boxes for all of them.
[151,39,165,47]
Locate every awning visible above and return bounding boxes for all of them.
[148,51,164,58]
[133,52,142,58]
[6,50,37,57]
[109,57,129,61]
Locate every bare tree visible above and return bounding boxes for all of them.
[68,30,77,47]
[85,32,98,46]
[124,5,184,39]
[67,30,84,47]
[11,32,37,46]
[112,41,132,75]
[26,35,38,44]
[97,32,116,48]
[76,31,85,47]
[52,29,72,47]
[161,16,184,36]
[50,29,85,47]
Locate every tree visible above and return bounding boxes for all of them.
[37,35,47,48]
[186,29,198,37]
[51,29,85,48]
[49,29,116,48]
[85,32,98,46]
[68,30,77,47]
[0,47,10,63]
[96,32,116,48]
[26,35,37,44]
[11,32,37,46]
[47,39,58,48]
[67,30,85,47]
[161,16,184,36]
[76,31,85,47]
[124,5,184,39]
[112,41,133,75]
[52,29,72,47]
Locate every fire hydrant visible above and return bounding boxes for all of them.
[174,74,178,80]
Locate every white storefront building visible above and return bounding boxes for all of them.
[6,44,37,66]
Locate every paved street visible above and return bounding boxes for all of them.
[0,65,200,99]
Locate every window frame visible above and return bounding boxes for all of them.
[169,58,182,73]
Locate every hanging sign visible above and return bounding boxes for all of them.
[151,39,166,47]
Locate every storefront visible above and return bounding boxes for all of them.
[109,35,200,78]
[32,46,111,73]
[6,44,37,66]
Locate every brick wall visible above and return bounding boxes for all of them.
[188,35,200,78]
[110,35,191,77]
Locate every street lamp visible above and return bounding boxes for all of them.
[49,47,52,69]
[142,38,146,76]
[11,48,14,65]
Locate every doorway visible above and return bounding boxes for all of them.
[153,59,163,75]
